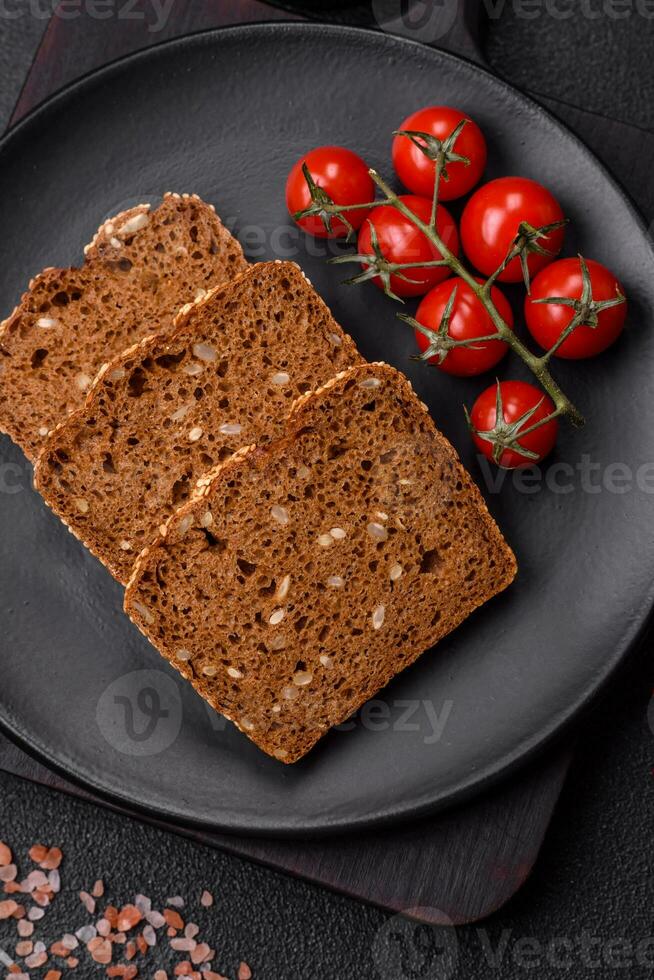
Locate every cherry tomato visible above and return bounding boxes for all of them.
[469,380,558,469]
[357,195,459,298]
[414,278,513,376]
[460,177,565,283]
[286,146,375,239]
[525,257,626,359]
[392,106,487,201]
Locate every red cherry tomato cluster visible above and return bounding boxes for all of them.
[286,106,627,470]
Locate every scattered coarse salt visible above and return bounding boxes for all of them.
[390,563,403,582]
[0,842,11,866]
[372,605,386,630]
[17,919,33,937]
[367,522,388,542]
[327,576,344,589]
[143,924,157,946]
[154,972,168,980]
[163,908,184,930]
[191,941,212,965]
[329,527,346,540]
[23,870,48,891]
[91,879,105,899]
[0,900,18,920]
[61,934,78,950]
[227,667,243,680]
[200,890,213,908]
[79,891,95,914]
[238,961,253,980]
[189,426,204,442]
[28,907,45,922]
[292,670,313,687]
[0,864,16,882]
[96,918,111,936]
[87,936,112,965]
[117,903,143,932]
[270,505,289,525]
[170,937,196,952]
[185,923,200,940]
[192,342,218,362]
[219,423,242,436]
[25,951,48,969]
[269,608,285,626]
[48,869,60,893]
[146,910,166,929]
[271,372,290,386]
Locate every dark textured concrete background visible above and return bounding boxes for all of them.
[1,3,653,978]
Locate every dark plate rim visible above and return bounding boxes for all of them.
[0,21,652,837]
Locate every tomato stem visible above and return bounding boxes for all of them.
[367,168,585,429]
[300,149,586,432]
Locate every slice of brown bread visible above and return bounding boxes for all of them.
[124,362,517,764]
[0,192,247,460]
[34,262,363,584]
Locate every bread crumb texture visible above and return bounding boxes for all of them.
[125,362,517,763]
[34,262,362,582]
[0,194,247,459]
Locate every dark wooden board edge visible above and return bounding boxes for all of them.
[0,0,581,926]
[0,732,572,925]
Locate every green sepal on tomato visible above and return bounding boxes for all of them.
[392,106,487,201]
[286,146,375,239]
[414,277,513,376]
[356,195,459,298]
[468,381,558,469]
[460,177,565,284]
[525,257,626,359]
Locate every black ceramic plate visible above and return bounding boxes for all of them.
[1,24,653,836]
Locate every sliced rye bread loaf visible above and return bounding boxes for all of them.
[0,193,247,460]
[124,362,517,764]
[34,262,363,584]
